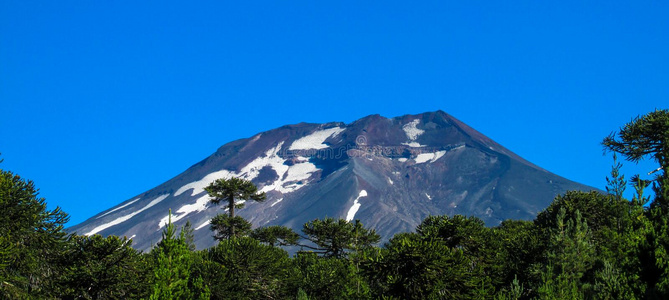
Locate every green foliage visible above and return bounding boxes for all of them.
[604,109,669,208]
[58,234,149,299]
[642,206,669,298]
[251,225,300,247]
[292,252,371,300]
[362,233,474,299]
[592,260,636,300]
[0,167,69,298]
[149,212,210,300]
[0,235,12,271]
[534,190,640,273]
[606,153,627,201]
[536,209,595,299]
[494,275,523,300]
[631,174,653,206]
[493,220,542,295]
[182,220,196,251]
[416,215,488,250]
[603,109,669,298]
[602,108,669,166]
[205,177,267,208]
[205,177,266,237]
[536,191,616,234]
[209,214,252,241]
[0,234,19,299]
[296,288,310,300]
[204,237,293,299]
[416,214,502,289]
[302,218,380,258]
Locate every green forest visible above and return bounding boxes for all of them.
[1,109,668,299]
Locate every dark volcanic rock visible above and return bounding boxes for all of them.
[68,111,596,251]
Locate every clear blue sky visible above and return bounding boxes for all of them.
[1,1,666,226]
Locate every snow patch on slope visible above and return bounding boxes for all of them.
[195,218,211,230]
[158,195,211,228]
[289,127,345,150]
[414,151,447,164]
[85,194,170,236]
[403,119,424,140]
[260,155,317,193]
[175,170,237,197]
[271,198,283,207]
[346,190,368,222]
[97,198,140,219]
[239,142,288,182]
[402,142,424,147]
[175,141,319,197]
[249,142,318,193]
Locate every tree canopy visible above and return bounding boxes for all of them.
[603,108,669,167]
[204,177,266,238]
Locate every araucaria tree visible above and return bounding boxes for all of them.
[603,108,669,209]
[0,159,69,298]
[204,177,266,238]
[302,218,380,258]
[603,108,669,297]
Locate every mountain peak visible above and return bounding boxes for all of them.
[69,111,595,251]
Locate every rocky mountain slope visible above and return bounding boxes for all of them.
[68,111,596,251]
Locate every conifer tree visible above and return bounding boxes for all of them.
[362,232,474,299]
[205,177,266,238]
[250,225,300,247]
[205,237,292,299]
[537,209,595,299]
[209,213,252,241]
[149,211,210,300]
[58,234,148,299]
[416,214,500,287]
[0,162,69,298]
[606,153,626,201]
[603,109,669,297]
[603,108,669,209]
[302,218,380,258]
[292,251,371,299]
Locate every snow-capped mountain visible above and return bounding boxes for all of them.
[68,111,595,251]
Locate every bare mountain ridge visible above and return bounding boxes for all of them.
[69,110,595,251]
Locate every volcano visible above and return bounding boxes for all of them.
[69,111,595,251]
